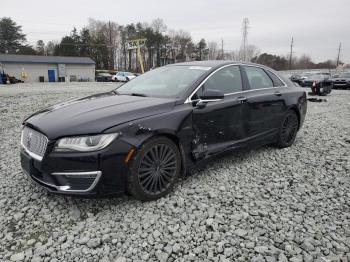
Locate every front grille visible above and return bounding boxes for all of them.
[21,126,48,160]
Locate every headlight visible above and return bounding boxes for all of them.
[54,133,118,152]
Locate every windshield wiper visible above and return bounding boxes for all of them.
[130,93,148,97]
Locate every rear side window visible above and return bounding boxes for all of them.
[244,66,273,90]
[266,70,285,87]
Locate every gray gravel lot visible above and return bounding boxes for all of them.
[0,83,349,262]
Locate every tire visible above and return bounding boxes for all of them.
[325,87,332,95]
[275,110,299,148]
[127,137,181,201]
[126,77,129,82]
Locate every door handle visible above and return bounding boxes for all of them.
[237,96,247,103]
[274,91,282,96]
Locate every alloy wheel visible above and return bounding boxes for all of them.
[137,143,177,195]
[281,114,298,145]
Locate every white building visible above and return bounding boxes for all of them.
[0,54,95,82]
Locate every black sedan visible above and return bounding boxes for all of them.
[289,74,303,86]
[301,74,333,95]
[332,72,350,90]
[20,61,307,200]
[95,73,113,82]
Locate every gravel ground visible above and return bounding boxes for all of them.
[0,83,349,262]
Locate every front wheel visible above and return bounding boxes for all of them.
[127,137,181,201]
[275,110,299,148]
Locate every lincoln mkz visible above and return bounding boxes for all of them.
[20,61,307,200]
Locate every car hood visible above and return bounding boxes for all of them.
[333,77,350,81]
[25,92,175,139]
[304,77,328,82]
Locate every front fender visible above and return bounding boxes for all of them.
[104,104,195,167]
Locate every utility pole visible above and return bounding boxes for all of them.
[336,42,342,67]
[108,21,114,70]
[289,37,294,70]
[242,18,249,62]
[221,38,224,60]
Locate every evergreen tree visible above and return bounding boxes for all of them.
[0,17,26,53]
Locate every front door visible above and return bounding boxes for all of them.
[191,65,246,159]
[48,70,55,82]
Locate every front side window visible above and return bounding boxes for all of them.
[244,66,273,90]
[195,66,242,98]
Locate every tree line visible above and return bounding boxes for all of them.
[0,17,344,72]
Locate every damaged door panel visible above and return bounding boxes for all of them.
[191,93,247,159]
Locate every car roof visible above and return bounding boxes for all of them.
[166,60,274,70]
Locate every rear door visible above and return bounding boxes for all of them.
[241,65,286,141]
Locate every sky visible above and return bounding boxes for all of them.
[2,0,350,63]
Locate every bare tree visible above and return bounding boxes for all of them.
[151,18,167,33]
[245,45,260,61]
[207,41,218,60]
[36,40,46,55]
[238,45,260,61]
[87,18,120,69]
[45,41,56,56]
[164,29,193,62]
[296,54,313,69]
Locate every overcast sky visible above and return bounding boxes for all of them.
[2,0,350,63]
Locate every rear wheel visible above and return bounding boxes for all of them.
[127,137,181,201]
[275,110,299,148]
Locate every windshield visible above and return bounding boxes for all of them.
[116,66,209,98]
[339,72,350,78]
[308,74,327,80]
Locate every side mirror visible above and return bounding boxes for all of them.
[199,89,224,101]
[196,89,224,108]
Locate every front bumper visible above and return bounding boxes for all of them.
[20,137,134,196]
[333,82,350,88]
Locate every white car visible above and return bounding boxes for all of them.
[113,72,136,82]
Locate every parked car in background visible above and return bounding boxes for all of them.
[114,71,136,82]
[20,61,307,200]
[95,73,113,82]
[301,74,333,95]
[316,72,331,77]
[300,72,312,80]
[289,74,303,85]
[111,72,119,82]
[331,72,350,90]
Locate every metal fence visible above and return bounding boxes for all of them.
[279,68,349,76]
